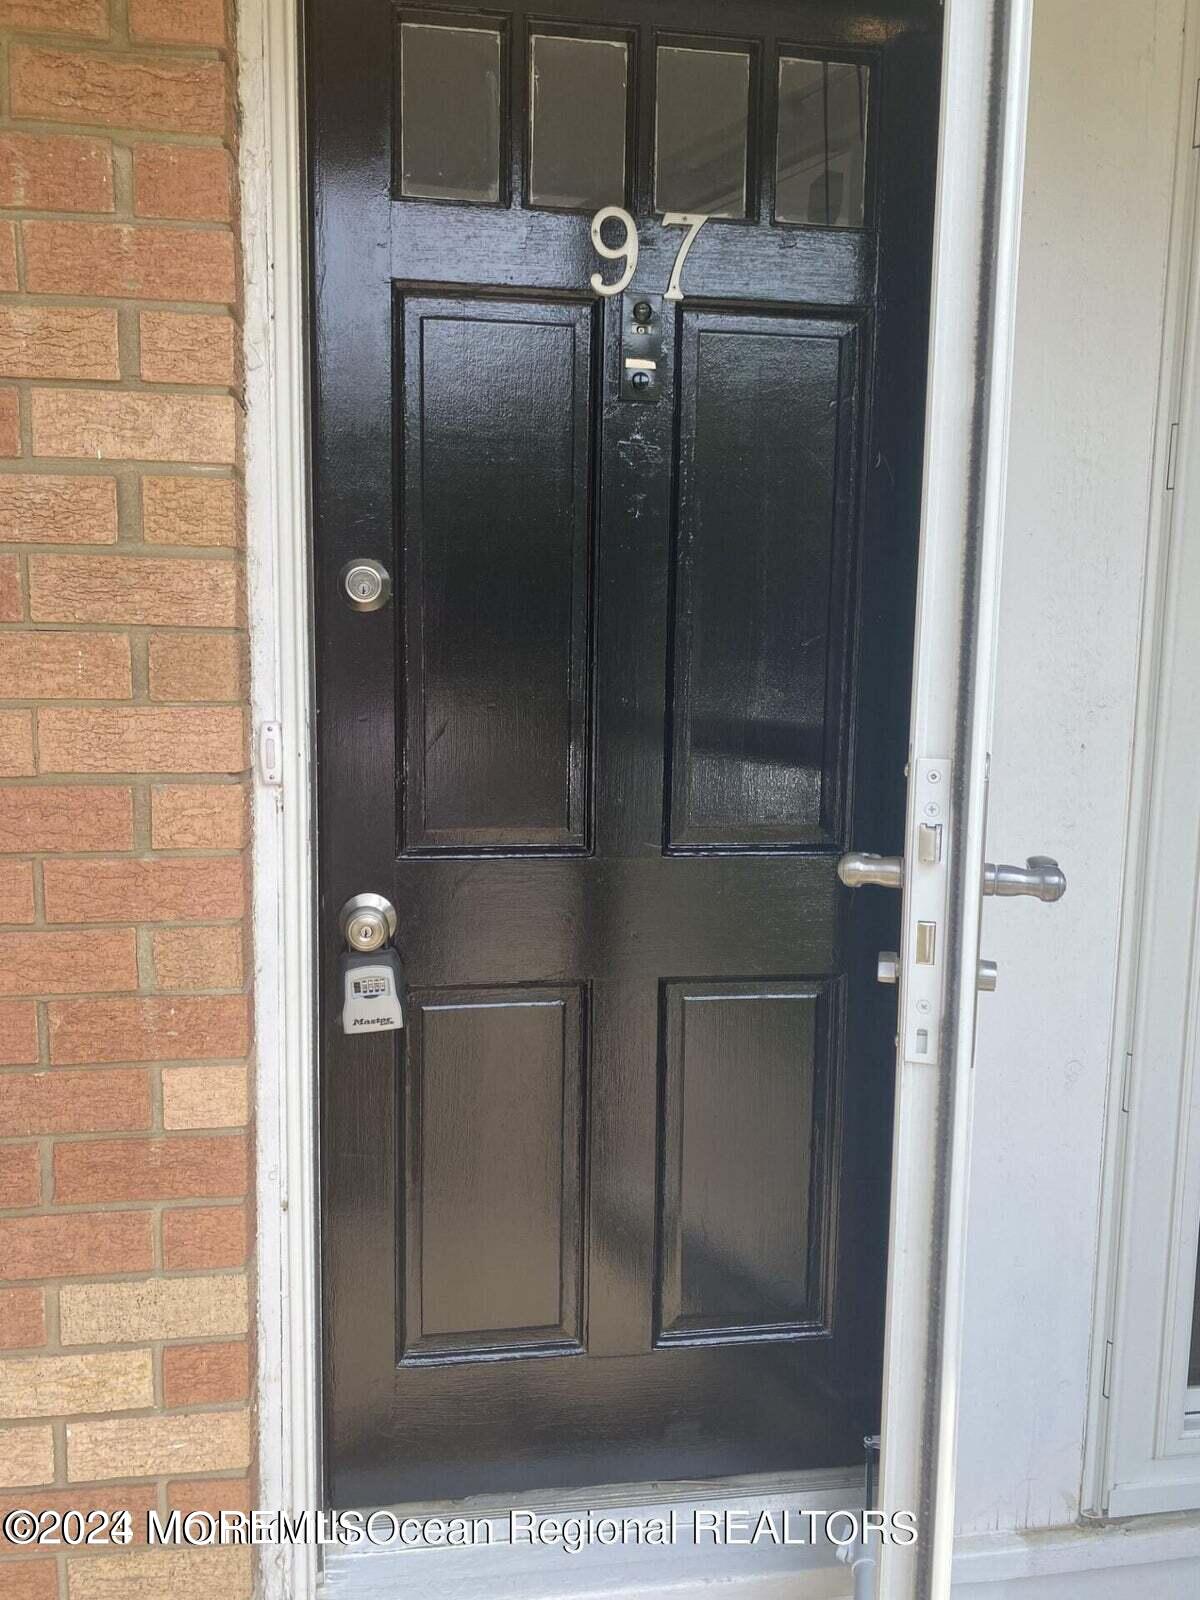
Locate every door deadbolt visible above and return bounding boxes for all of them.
[339,893,397,953]
[341,559,392,612]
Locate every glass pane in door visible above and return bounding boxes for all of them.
[400,22,502,202]
[530,34,628,210]
[654,46,750,217]
[775,57,868,227]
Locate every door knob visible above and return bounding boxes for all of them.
[339,893,397,953]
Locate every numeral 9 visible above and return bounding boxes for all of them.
[590,206,639,298]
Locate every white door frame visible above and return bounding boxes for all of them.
[238,2,1033,1596]
[239,2,321,1598]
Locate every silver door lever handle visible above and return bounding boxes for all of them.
[981,856,1066,902]
[837,852,903,890]
[838,851,1066,903]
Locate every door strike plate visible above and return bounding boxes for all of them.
[620,292,663,403]
[903,758,951,1066]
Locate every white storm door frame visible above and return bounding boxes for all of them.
[876,2,1033,1596]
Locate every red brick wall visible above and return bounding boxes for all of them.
[0,2,253,1596]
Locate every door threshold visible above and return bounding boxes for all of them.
[322,1570,850,1600]
[319,1477,863,1599]
[378,1464,863,1520]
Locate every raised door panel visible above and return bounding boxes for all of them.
[656,979,837,1344]
[399,296,596,853]
[401,986,585,1360]
[667,311,860,851]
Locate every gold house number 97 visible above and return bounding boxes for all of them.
[590,208,710,302]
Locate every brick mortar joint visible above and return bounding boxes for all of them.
[0,28,230,68]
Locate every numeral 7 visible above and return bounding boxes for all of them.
[661,213,709,301]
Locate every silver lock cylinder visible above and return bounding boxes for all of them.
[340,893,397,953]
[341,559,392,612]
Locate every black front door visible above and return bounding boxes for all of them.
[310,0,940,1508]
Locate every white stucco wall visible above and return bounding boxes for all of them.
[955,0,1187,1538]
